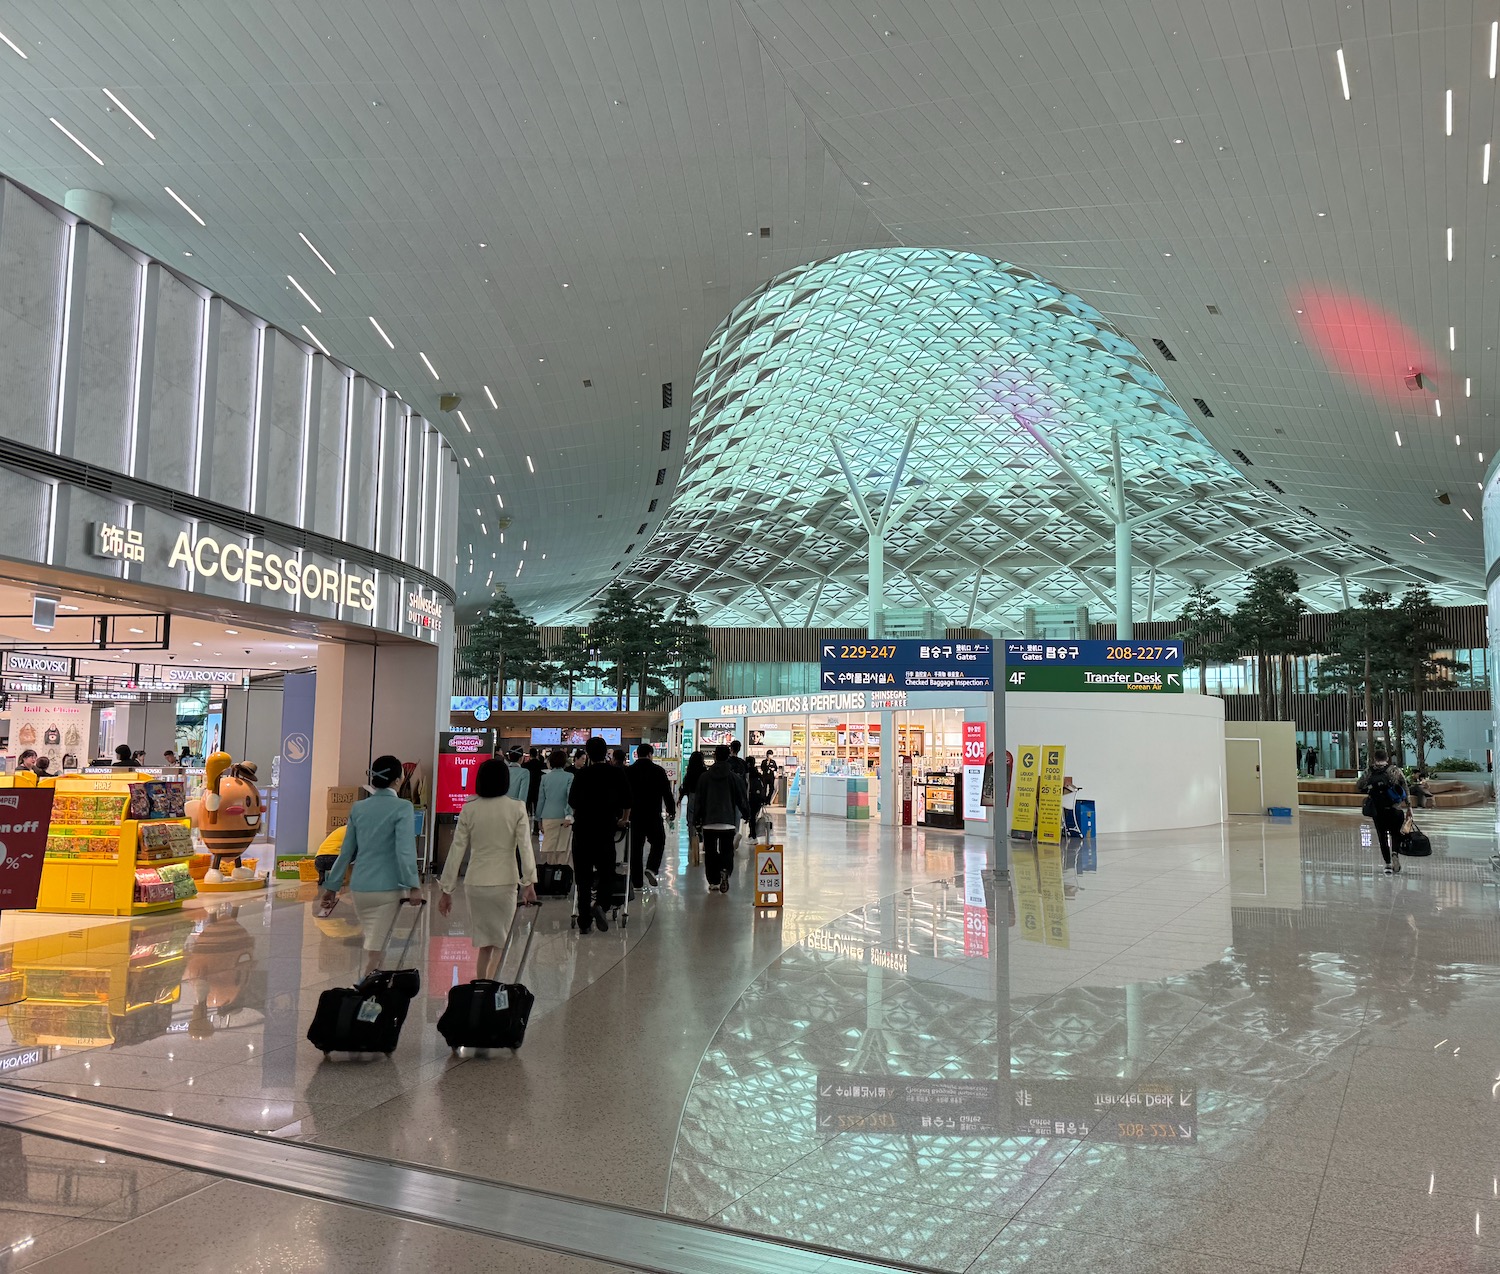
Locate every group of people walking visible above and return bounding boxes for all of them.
[322,734,770,963]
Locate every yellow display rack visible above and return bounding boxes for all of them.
[27,775,192,917]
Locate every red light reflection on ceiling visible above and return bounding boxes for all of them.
[1292,287,1444,402]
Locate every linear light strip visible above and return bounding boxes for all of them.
[0,28,25,58]
[102,88,155,139]
[484,385,498,409]
[368,316,395,348]
[419,351,440,379]
[163,185,205,225]
[298,231,336,274]
[300,325,329,356]
[1446,89,1454,136]
[287,274,321,313]
[1335,48,1350,100]
[1491,22,1498,78]
[49,117,104,165]
[1486,143,1492,184]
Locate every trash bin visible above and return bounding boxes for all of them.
[1076,799,1097,838]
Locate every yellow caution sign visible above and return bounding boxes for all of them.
[1036,745,1067,845]
[754,844,784,908]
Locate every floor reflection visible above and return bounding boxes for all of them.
[670,806,1500,1271]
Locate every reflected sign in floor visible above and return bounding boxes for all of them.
[1013,1080,1197,1143]
[816,1072,1003,1135]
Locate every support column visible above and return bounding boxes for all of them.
[868,526,884,639]
[1114,519,1133,639]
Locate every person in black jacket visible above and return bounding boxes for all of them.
[693,744,750,893]
[567,736,632,933]
[627,743,677,889]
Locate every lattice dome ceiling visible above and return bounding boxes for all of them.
[618,249,1465,629]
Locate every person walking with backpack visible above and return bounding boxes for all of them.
[1357,746,1409,875]
[567,736,631,933]
[693,744,750,893]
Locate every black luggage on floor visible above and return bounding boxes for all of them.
[535,862,573,897]
[308,898,425,1058]
[436,911,538,1052]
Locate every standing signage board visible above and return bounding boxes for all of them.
[0,789,55,911]
[436,731,494,816]
[1036,745,1067,844]
[754,844,784,908]
[961,722,987,821]
[1010,746,1041,841]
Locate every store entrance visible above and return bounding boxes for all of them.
[894,708,966,831]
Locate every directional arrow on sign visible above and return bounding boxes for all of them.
[819,1084,834,1097]
[1167,673,1181,686]
[1180,1090,1194,1107]
[822,671,837,686]
[822,644,835,657]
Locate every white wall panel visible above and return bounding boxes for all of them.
[256,329,308,525]
[342,378,380,551]
[307,360,347,537]
[0,467,52,565]
[374,396,406,558]
[201,303,257,511]
[0,183,66,450]
[63,228,139,472]
[138,267,203,493]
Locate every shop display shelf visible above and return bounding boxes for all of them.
[134,854,193,867]
[129,899,184,915]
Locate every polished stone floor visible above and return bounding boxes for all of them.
[2,805,1500,1271]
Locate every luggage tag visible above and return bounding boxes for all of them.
[357,997,382,1023]
[493,987,509,1012]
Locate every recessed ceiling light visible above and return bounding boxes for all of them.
[298,231,336,274]
[368,316,395,348]
[488,474,495,484]
[129,627,143,634]
[300,325,329,356]
[183,251,193,257]
[484,385,498,409]
[475,447,484,458]
[479,242,487,248]
[462,456,470,468]
[419,351,440,379]
[1456,434,1462,445]
[1335,47,1350,100]
[1446,88,1454,136]
[1491,22,1498,77]
[1436,399,1442,416]
[1315,211,1327,218]
[163,185,205,225]
[455,409,471,433]
[1447,227,1454,260]
[1410,533,1425,543]
[0,27,28,58]
[192,641,202,647]
[58,604,78,611]
[860,180,870,185]
[1466,377,1472,397]
[102,88,156,139]
[1163,252,1172,257]
[562,282,570,288]
[50,117,105,165]
[1172,138,1184,144]
[526,455,535,473]
[1395,431,1403,446]
[224,629,239,635]
[1449,327,1456,351]
[1464,507,1475,520]
[287,274,321,312]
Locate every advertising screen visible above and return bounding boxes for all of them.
[530,727,563,745]
[436,731,494,815]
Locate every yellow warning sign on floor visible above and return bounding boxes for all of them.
[754,844,784,908]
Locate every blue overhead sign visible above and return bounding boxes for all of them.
[820,639,994,692]
[1004,640,1183,667]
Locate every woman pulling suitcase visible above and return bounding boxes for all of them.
[437,758,537,980]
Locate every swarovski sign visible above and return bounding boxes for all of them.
[161,667,245,685]
[3,652,71,677]
[167,532,376,612]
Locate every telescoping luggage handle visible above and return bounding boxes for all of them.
[497,908,538,984]
[378,897,427,969]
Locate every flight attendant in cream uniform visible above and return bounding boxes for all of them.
[437,758,537,980]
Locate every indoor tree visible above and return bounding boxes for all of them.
[1397,711,1445,768]
[548,626,603,711]
[1318,589,1399,767]
[1172,579,1231,695]
[1392,584,1465,771]
[456,588,543,708]
[660,598,716,704]
[1227,565,1308,721]
[588,584,662,710]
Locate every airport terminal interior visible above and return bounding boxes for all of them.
[2,4,1500,1272]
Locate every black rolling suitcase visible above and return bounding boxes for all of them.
[1400,817,1433,857]
[605,826,631,925]
[436,909,538,1053]
[535,861,573,897]
[308,898,425,1058]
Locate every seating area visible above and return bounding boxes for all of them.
[1298,776,1491,809]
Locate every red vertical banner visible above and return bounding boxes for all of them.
[0,789,55,911]
[962,722,987,821]
[436,731,494,816]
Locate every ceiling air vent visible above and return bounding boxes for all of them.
[626,543,635,553]
[1192,397,1214,417]
[655,468,667,486]
[1298,506,1319,519]
[637,523,647,534]
[661,382,673,408]
[1232,448,1253,465]
[760,226,771,238]
[583,378,592,388]
[1151,338,1177,361]
[1265,479,1286,494]
[1206,304,1221,315]
[648,498,658,512]
[660,429,672,451]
